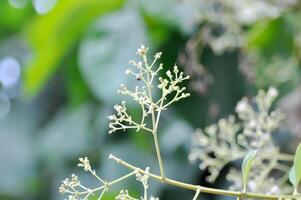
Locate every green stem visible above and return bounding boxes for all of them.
[108,170,137,186]
[277,153,294,161]
[153,130,166,179]
[192,187,201,200]
[153,95,166,180]
[143,54,166,179]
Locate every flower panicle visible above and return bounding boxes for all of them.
[108,44,190,135]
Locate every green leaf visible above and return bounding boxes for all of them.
[79,8,148,103]
[23,0,124,97]
[289,166,297,188]
[242,150,257,191]
[139,0,201,35]
[292,143,301,187]
[246,18,294,58]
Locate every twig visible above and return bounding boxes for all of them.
[109,154,280,200]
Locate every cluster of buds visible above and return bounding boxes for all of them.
[60,156,110,199]
[116,167,158,200]
[189,116,243,182]
[136,167,150,191]
[59,174,80,194]
[78,157,92,171]
[108,44,190,135]
[59,174,82,200]
[115,190,135,200]
[137,45,148,56]
[158,65,190,107]
[227,161,293,196]
[190,87,291,194]
[236,87,285,148]
[108,101,150,134]
[118,85,152,109]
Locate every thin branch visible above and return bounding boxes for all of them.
[192,187,201,200]
[277,153,294,161]
[142,53,166,179]
[109,154,280,200]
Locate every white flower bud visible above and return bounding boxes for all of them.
[166,70,172,78]
[125,69,132,74]
[268,87,278,98]
[137,44,147,56]
[236,99,248,113]
[154,52,162,59]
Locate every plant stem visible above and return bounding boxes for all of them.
[153,130,166,180]
[143,57,166,179]
[192,187,201,200]
[277,153,294,161]
[109,154,281,200]
[108,170,137,186]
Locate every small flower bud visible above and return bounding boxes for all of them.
[125,69,132,74]
[137,44,148,56]
[154,52,162,59]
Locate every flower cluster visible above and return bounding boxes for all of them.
[59,157,109,200]
[189,116,242,182]
[60,155,158,200]
[199,0,296,54]
[78,157,92,171]
[59,174,80,195]
[108,44,190,134]
[116,190,137,200]
[60,45,192,200]
[116,167,158,200]
[189,87,291,194]
[180,0,298,96]
[236,87,285,148]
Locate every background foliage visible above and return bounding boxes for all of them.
[0,0,301,199]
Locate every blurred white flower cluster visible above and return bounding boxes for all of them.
[240,54,300,89]
[189,87,292,195]
[180,0,297,96]
[199,0,296,54]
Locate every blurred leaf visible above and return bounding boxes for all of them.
[0,92,10,118]
[24,0,124,97]
[9,0,29,9]
[0,1,32,36]
[161,116,193,154]
[289,166,297,188]
[79,8,147,103]
[143,14,170,47]
[242,150,257,191]
[65,55,92,108]
[0,36,30,61]
[37,103,95,168]
[291,143,301,188]
[246,18,294,57]
[0,103,37,195]
[139,0,201,35]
